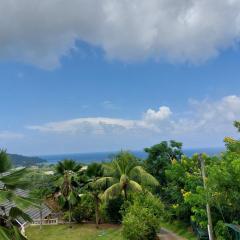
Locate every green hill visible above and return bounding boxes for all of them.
[8,153,47,167]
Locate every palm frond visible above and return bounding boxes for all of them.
[0,226,11,240]
[13,226,27,240]
[67,191,78,205]
[55,159,81,175]
[13,195,38,209]
[9,207,32,222]
[128,180,142,192]
[103,183,121,199]
[132,166,159,187]
[94,177,116,189]
[0,190,13,203]
[58,194,66,207]
[0,168,29,190]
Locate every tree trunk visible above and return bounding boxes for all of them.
[95,196,100,228]
[123,187,127,200]
[69,203,72,228]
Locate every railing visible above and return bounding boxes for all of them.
[31,218,59,225]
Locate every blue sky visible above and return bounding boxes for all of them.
[1,1,240,155]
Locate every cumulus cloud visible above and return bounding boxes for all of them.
[27,106,172,134]
[27,96,240,141]
[0,131,24,140]
[1,0,240,68]
[143,106,172,122]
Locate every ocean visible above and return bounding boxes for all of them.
[40,147,224,165]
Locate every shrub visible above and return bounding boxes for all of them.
[72,194,95,223]
[123,205,159,240]
[122,192,163,240]
[104,195,124,223]
[214,221,232,240]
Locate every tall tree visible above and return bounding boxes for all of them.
[55,159,81,227]
[144,140,183,185]
[96,151,159,200]
[85,163,105,228]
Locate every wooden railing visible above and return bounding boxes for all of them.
[31,218,59,225]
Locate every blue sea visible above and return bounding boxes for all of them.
[40,147,224,165]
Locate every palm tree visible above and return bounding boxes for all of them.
[0,149,34,240]
[55,159,81,227]
[85,163,105,228]
[96,152,159,200]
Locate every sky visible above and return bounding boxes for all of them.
[1,0,240,155]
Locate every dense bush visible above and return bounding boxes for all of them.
[104,195,124,223]
[72,194,95,223]
[122,192,163,240]
[214,221,232,240]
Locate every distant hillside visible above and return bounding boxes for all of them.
[8,154,47,167]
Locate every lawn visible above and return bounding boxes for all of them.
[26,224,123,240]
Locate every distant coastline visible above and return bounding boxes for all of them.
[39,147,224,165]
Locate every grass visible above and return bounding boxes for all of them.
[161,220,197,240]
[26,224,123,240]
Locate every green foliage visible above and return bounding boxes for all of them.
[72,194,95,223]
[123,207,158,240]
[207,150,240,223]
[55,159,83,225]
[97,151,159,200]
[29,173,56,203]
[163,154,204,223]
[0,149,12,173]
[234,120,240,132]
[145,140,183,184]
[122,192,163,240]
[0,150,35,240]
[214,221,232,240]
[104,195,124,223]
[55,159,82,176]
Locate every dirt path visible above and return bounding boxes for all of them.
[158,228,186,240]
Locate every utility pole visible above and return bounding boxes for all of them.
[199,154,214,240]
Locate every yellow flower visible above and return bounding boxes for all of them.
[183,191,191,198]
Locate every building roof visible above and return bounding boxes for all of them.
[0,172,52,225]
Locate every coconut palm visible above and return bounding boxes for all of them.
[0,149,34,240]
[96,152,159,200]
[55,159,82,227]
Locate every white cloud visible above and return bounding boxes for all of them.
[1,0,240,68]
[27,106,172,134]
[143,106,172,122]
[173,95,240,134]
[27,96,240,142]
[28,117,143,134]
[0,131,24,140]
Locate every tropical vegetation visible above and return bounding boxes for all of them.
[0,149,35,240]
[2,121,240,239]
